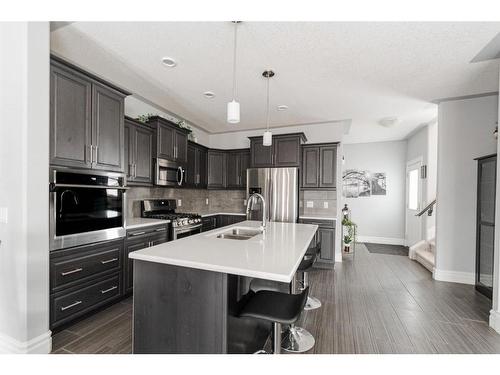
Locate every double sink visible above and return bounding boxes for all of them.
[216,227,264,241]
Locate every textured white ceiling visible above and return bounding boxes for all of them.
[51,22,500,143]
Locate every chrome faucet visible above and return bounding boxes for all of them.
[246,193,267,230]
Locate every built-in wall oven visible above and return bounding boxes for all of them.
[49,167,127,251]
[155,158,185,187]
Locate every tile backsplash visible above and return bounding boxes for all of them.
[126,187,246,218]
[299,190,337,217]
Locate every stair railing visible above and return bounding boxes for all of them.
[416,199,436,217]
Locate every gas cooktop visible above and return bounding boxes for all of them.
[141,199,202,228]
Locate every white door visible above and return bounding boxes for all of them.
[405,158,423,247]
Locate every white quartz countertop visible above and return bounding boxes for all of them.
[129,220,318,282]
[201,212,246,217]
[126,218,170,230]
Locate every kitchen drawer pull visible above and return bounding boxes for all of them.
[101,286,118,294]
[130,231,146,236]
[155,228,166,232]
[101,258,118,264]
[60,300,82,311]
[61,268,83,276]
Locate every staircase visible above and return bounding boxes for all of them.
[409,238,435,272]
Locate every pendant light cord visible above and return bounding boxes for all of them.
[266,73,270,131]
[232,22,238,100]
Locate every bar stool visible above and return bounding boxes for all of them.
[238,287,310,354]
[300,242,322,311]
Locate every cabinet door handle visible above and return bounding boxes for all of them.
[101,258,118,264]
[100,286,118,294]
[61,300,82,311]
[61,268,83,276]
[130,231,146,237]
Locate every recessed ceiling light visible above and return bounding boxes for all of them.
[378,117,399,128]
[203,91,216,99]
[161,57,177,67]
[277,105,289,111]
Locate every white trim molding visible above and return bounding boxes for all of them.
[335,252,343,262]
[357,236,405,246]
[0,330,52,354]
[433,268,475,285]
[490,310,500,334]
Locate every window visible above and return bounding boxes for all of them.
[408,169,419,211]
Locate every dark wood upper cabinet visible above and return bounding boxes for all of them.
[50,57,128,173]
[125,117,153,186]
[148,116,190,164]
[250,138,274,168]
[50,64,92,169]
[239,150,250,188]
[273,135,303,167]
[175,130,188,164]
[186,144,197,187]
[319,145,337,189]
[301,146,320,188]
[226,149,249,189]
[92,83,125,172]
[208,150,226,189]
[186,141,208,189]
[249,133,306,168]
[300,143,338,190]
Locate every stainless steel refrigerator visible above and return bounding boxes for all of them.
[246,167,299,223]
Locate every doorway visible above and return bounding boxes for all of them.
[406,157,423,247]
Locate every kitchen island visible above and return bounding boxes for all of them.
[129,220,318,354]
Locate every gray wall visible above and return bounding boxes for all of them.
[342,141,407,244]
[406,125,429,242]
[435,94,498,283]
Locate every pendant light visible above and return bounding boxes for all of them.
[262,70,274,146]
[227,21,241,124]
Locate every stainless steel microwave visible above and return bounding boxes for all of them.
[49,167,127,250]
[155,158,185,187]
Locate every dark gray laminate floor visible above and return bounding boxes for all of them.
[52,243,500,354]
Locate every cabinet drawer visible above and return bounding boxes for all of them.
[51,241,122,290]
[51,273,121,325]
[127,224,169,240]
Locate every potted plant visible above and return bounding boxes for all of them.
[342,217,356,253]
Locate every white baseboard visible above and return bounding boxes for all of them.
[489,310,500,334]
[357,235,405,246]
[433,268,475,285]
[0,330,52,354]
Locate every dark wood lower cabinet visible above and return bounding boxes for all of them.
[49,239,124,329]
[201,214,246,232]
[49,224,169,329]
[123,225,169,295]
[299,218,336,265]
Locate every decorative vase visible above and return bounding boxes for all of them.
[344,244,351,253]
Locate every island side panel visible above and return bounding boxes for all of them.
[133,260,228,353]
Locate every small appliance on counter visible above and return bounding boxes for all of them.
[141,199,202,240]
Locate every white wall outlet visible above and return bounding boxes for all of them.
[243,199,247,206]
[306,201,314,208]
[0,207,7,223]
[177,199,182,207]
[205,198,209,205]
[323,201,329,209]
